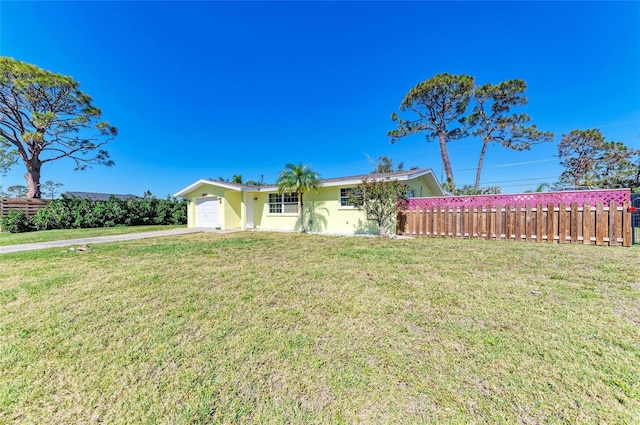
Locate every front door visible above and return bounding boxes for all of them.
[245,194,254,228]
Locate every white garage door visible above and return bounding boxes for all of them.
[196,197,219,227]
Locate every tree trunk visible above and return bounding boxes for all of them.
[24,159,42,199]
[299,192,306,233]
[438,132,454,189]
[474,138,490,190]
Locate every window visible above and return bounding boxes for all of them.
[407,189,415,198]
[340,188,354,207]
[269,192,298,214]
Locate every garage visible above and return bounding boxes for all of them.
[196,197,219,227]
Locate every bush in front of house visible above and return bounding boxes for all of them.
[2,193,187,233]
[122,193,187,227]
[30,201,68,230]
[0,209,33,233]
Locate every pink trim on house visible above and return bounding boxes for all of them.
[407,189,631,209]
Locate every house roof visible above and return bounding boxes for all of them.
[174,168,444,197]
[313,168,436,187]
[64,191,141,201]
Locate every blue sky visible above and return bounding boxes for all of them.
[1,1,639,196]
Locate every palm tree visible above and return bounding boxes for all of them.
[276,163,321,233]
[534,182,550,192]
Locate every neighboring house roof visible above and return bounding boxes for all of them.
[64,191,141,201]
[174,168,445,197]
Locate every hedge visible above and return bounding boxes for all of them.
[1,193,187,233]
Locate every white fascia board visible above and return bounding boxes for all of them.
[174,179,244,197]
[174,179,211,197]
[406,169,432,180]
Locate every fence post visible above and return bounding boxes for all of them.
[452,206,458,238]
[443,205,449,237]
[535,203,543,243]
[430,206,436,238]
[514,204,521,241]
[595,203,604,245]
[525,204,534,242]
[571,203,579,243]
[609,200,617,246]
[547,203,556,243]
[623,201,631,247]
[582,203,591,244]
[495,204,503,241]
[504,204,511,241]
[558,203,567,244]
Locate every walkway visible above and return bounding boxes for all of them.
[0,227,238,254]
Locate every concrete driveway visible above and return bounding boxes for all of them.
[0,227,238,254]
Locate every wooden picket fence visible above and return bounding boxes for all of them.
[397,201,633,247]
[1,198,50,218]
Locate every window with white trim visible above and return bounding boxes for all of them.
[340,188,354,207]
[269,192,299,214]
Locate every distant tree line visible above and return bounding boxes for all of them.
[0,181,63,199]
[215,174,266,186]
[0,192,186,233]
[0,185,27,198]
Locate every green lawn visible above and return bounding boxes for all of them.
[0,224,186,246]
[1,232,639,423]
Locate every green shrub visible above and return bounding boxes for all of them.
[169,197,187,225]
[31,207,60,230]
[31,193,187,230]
[0,209,33,233]
[32,196,74,230]
[102,198,126,227]
[71,197,92,228]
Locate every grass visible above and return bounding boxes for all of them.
[0,224,186,246]
[1,232,639,423]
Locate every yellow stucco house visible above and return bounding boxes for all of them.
[174,168,445,234]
